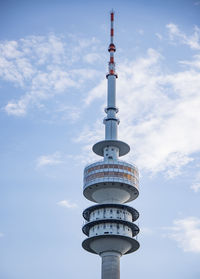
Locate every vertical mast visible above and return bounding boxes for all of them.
[104,11,119,142]
[92,11,130,159]
[108,10,116,75]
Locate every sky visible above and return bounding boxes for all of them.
[0,0,200,278]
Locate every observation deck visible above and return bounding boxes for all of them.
[83,160,139,203]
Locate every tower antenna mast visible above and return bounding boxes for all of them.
[82,11,140,279]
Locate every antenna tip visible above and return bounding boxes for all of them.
[110,9,114,15]
[110,9,114,21]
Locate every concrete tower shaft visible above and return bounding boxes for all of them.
[101,252,120,279]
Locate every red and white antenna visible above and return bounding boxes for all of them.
[110,10,114,44]
[108,10,117,77]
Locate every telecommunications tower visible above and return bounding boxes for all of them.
[82,11,140,279]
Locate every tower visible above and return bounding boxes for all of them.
[82,11,140,279]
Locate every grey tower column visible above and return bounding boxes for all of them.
[101,252,121,279]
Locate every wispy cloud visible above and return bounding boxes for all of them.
[57,200,78,208]
[76,24,200,177]
[155,33,163,40]
[180,54,200,69]
[80,45,200,177]
[54,104,81,122]
[0,232,4,238]
[5,98,29,116]
[36,152,63,168]
[137,29,144,35]
[194,1,200,6]
[83,53,101,64]
[84,79,106,106]
[140,227,154,235]
[191,183,200,193]
[191,171,200,193]
[166,23,200,50]
[0,33,104,116]
[2,26,200,178]
[164,217,200,253]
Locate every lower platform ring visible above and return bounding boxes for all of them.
[82,234,140,255]
[83,181,139,203]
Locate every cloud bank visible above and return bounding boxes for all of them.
[1,24,200,178]
[57,200,78,209]
[36,152,63,168]
[166,217,200,253]
[0,33,103,116]
[77,24,200,178]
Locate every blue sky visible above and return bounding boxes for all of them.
[1,0,200,278]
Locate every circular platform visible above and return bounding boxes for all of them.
[93,140,130,157]
[82,219,139,237]
[83,203,139,222]
[82,234,140,255]
[83,181,139,204]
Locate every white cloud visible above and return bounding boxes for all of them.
[0,40,22,59]
[54,104,81,122]
[5,98,28,116]
[70,68,100,83]
[2,26,200,178]
[166,23,200,50]
[84,79,106,105]
[140,227,154,235]
[191,171,200,192]
[0,34,103,116]
[36,152,63,168]
[82,24,200,178]
[79,45,200,177]
[191,183,200,193]
[0,232,4,238]
[165,217,200,253]
[83,53,101,64]
[57,200,78,209]
[72,120,104,165]
[138,29,144,35]
[155,33,162,40]
[21,34,66,65]
[180,54,200,69]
